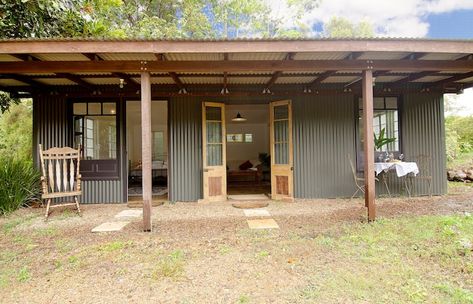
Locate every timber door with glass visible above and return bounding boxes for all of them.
[270,100,294,200]
[202,102,227,202]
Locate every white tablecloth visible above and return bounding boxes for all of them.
[374,162,419,177]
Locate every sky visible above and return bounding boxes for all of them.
[268,0,473,116]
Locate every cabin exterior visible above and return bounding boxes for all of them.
[1,38,472,222]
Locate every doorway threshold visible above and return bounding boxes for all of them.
[227,194,269,201]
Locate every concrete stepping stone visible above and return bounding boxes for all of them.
[243,209,270,217]
[115,209,143,219]
[91,221,130,233]
[247,218,279,229]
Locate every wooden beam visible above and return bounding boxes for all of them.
[310,70,336,86]
[362,69,375,221]
[141,72,152,232]
[345,52,364,60]
[456,54,473,61]
[4,74,44,88]
[82,53,103,61]
[113,72,140,89]
[2,60,473,73]
[391,71,440,85]
[264,52,295,89]
[430,71,473,87]
[55,73,93,89]
[2,40,473,54]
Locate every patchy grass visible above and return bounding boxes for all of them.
[1,214,39,233]
[449,181,473,195]
[97,241,132,253]
[17,266,30,283]
[152,249,185,280]
[448,151,473,170]
[293,214,473,303]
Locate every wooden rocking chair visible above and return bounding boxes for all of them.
[38,145,82,219]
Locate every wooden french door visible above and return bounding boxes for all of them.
[202,102,227,202]
[270,100,294,200]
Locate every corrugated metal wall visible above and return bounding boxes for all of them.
[402,93,447,195]
[292,95,357,198]
[168,97,203,201]
[33,94,124,203]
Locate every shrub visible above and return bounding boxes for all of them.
[0,157,40,215]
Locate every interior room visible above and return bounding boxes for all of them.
[126,100,168,200]
[225,104,271,196]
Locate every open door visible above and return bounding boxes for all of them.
[202,102,227,202]
[270,100,294,201]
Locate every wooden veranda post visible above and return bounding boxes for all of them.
[141,71,152,231]
[362,69,376,221]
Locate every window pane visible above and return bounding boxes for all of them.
[275,143,288,164]
[88,103,102,115]
[207,144,222,166]
[81,116,116,160]
[274,120,288,142]
[206,106,221,121]
[73,103,87,115]
[374,97,384,109]
[385,97,398,109]
[244,134,253,143]
[207,122,222,143]
[274,105,288,120]
[103,103,116,115]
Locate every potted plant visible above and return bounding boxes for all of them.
[374,128,396,161]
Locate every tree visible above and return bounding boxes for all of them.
[323,16,374,38]
[0,99,32,161]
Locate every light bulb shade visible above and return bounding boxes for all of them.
[232,112,246,122]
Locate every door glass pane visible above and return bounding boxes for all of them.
[206,106,222,121]
[274,119,289,165]
[274,105,288,120]
[73,103,87,115]
[82,116,116,160]
[103,103,116,115]
[88,103,102,115]
[206,106,223,166]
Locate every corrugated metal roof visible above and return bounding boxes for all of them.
[323,76,360,83]
[32,53,90,61]
[227,76,271,84]
[375,75,406,82]
[98,53,157,61]
[180,77,222,84]
[165,53,224,61]
[293,52,350,60]
[459,76,473,83]
[420,53,466,60]
[412,75,452,82]
[150,77,175,84]
[358,51,409,60]
[84,78,120,85]
[276,76,317,84]
[0,54,22,62]
[229,52,287,60]
[35,78,78,85]
[0,79,27,86]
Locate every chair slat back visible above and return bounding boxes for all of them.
[347,154,358,181]
[39,145,81,194]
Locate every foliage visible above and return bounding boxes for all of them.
[374,127,396,151]
[0,0,85,38]
[0,92,20,114]
[0,100,33,161]
[446,115,473,166]
[323,16,374,38]
[0,157,40,215]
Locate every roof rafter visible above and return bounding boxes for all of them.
[391,70,440,85]
[155,53,187,91]
[429,71,473,87]
[264,52,295,89]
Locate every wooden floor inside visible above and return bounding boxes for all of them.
[227,182,271,195]
[127,193,168,208]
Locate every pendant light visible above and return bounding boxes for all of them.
[232,112,247,122]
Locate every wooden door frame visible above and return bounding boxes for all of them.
[201,101,227,202]
[269,99,294,201]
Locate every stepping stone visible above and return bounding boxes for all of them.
[232,201,269,209]
[91,221,130,233]
[243,208,270,217]
[115,209,143,219]
[247,218,279,229]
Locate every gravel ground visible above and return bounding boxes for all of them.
[1,189,473,303]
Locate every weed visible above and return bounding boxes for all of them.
[34,227,59,237]
[17,266,30,282]
[68,255,79,266]
[53,260,62,270]
[255,250,270,259]
[152,249,185,279]
[55,239,75,254]
[237,294,250,303]
[435,283,473,303]
[299,283,318,300]
[98,241,132,252]
[219,244,232,255]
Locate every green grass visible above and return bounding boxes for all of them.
[152,249,185,280]
[448,151,473,170]
[294,214,473,303]
[17,266,30,283]
[2,214,39,233]
[97,241,132,252]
